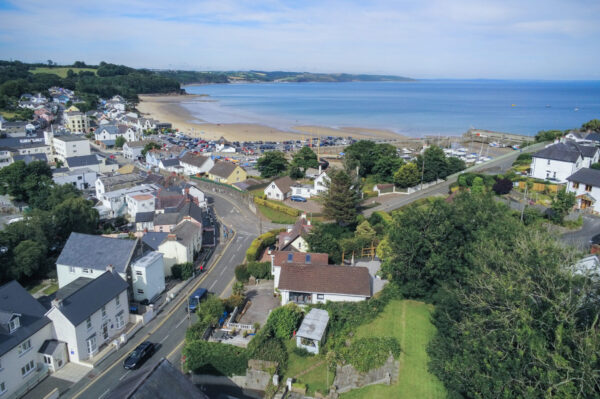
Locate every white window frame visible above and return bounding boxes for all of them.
[317,294,325,300]
[86,335,97,355]
[101,306,107,319]
[86,317,92,330]
[18,339,31,356]
[69,266,76,273]
[20,360,35,377]
[0,381,6,394]
[116,312,125,329]
[9,317,20,333]
[115,295,120,307]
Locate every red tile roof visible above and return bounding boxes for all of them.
[267,251,329,266]
[278,265,371,297]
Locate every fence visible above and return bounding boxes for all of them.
[516,181,560,194]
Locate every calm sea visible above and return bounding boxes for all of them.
[183,80,600,137]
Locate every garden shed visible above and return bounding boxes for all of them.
[296,308,329,354]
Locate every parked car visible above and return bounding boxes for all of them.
[123,341,155,370]
[188,287,208,312]
[290,196,307,202]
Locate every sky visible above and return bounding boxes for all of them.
[0,0,599,79]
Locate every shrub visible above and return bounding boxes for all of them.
[268,304,303,339]
[223,294,245,312]
[180,262,194,280]
[245,229,284,262]
[171,264,182,279]
[235,264,251,282]
[516,153,532,162]
[254,197,300,217]
[344,337,401,372]
[183,340,248,376]
[292,346,312,357]
[247,261,271,279]
[492,178,513,195]
[247,334,288,371]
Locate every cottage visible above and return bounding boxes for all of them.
[65,154,101,172]
[123,141,150,160]
[0,281,55,398]
[45,271,130,365]
[264,176,295,200]
[207,161,247,184]
[530,142,599,183]
[269,251,329,289]
[566,168,600,213]
[95,124,136,144]
[143,221,203,276]
[296,309,329,355]
[278,216,313,252]
[179,153,214,176]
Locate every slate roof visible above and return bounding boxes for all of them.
[142,232,169,251]
[66,154,99,168]
[38,339,60,355]
[57,232,139,274]
[170,221,201,247]
[135,211,155,223]
[54,134,87,142]
[97,124,129,135]
[12,153,48,164]
[271,176,295,195]
[279,217,313,250]
[154,201,204,227]
[179,153,211,168]
[567,168,600,187]
[278,265,371,297]
[0,281,52,357]
[585,132,600,142]
[161,158,180,167]
[297,308,329,341]
[533,142,597,163]
[209,161,238,178]
[106,358,207,399]
[53,272,128,326]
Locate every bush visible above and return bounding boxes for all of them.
[492,178,513,195]
[248,335,288,371]
[235,264,251,282]
[344,337,401,372]
[254,197,300,217]
[245,229,284,262]
[183,340,248,376]
[171,264,182,279]
[172,262,194,280]
[269,304,303,339]
[516,153,532,162]
[247,261,271,279]
[292,346,312,357]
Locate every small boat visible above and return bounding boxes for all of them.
[574,107,579,112]
[545,104,551,108]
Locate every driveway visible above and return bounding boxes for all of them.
[561,214,600,251]
[283,198,323,214]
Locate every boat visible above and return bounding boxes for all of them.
[574,107,579,112]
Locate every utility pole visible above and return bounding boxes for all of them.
[520,184,528,222]
[420,152,425,191]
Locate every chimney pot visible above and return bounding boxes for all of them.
[51,298,62,308]
[167,233,177,241]
[106,264,114,273]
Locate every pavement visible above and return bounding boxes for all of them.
[239,281,279,327]
[23,190,264,399]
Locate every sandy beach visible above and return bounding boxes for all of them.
[137,94,407,142]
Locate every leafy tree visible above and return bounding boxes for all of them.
[344,141,396,177]
[0,161,52,203]
[114,136,126,148]
[291,146,318,176]
[470,176,485,194]
[590,162,600,170]
[267,304,303,339]
[372,155,403,183]
[394,162,420,188]
[582,118,600,131]
[550,188,576,224]
[306,222,353,264]
[446,156,466,175]
[11,240,46,280]
[535,129,564,142]
[322,169,360,226]
[196,294,225,326]
[141,141,161,156]
[415,145,449,183]
[257,151,288,178]
[492,178,513,195]
[355,220,377,243]
[52,198,99,242]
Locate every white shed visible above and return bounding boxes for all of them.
[296,308,329,354]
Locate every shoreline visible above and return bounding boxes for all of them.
[137,94,411,142]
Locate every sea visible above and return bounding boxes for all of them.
[183,80,600,137]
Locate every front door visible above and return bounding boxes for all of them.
[102,322,109,340]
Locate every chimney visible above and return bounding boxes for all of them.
[318,164,322,174]
[307,219,311,226]
[270,254,275,268]
[106,264,114,273]
[167,233,177,241]
[51,298,62,309]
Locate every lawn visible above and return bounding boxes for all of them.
[341,300,447,399]
[256,203,297,224]
[26,281,46,294]
[43,283,59,295]
[284,340,330,397]
[31,67,97,78]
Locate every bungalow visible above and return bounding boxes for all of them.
[179,153,214,176]
[207,161,247,184]
[159,158,182,173]
[269,251,329,289]
[95,173,147,197]
[530,142,599,183]
[278,216,313,252]
[45,271,130,365]
[264,176,295,200]
[65,154,101,172]
[290,171,329,199]
[0,281,55,398]
[566,168,600,214]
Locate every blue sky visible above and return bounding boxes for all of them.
[0,0,598,79]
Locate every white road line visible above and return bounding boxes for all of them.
[209,279,218,290]
[118,371,131,381]
[175,316,189,329]
[159,334,170,344]
[98,389,111,398]
[219,267,226,276]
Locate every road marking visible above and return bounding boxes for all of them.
[219,267,226,276]
[71,227,238,399]
[166,340,185,363]
[159,334,170,344]
[175,316,189,329]
[98,389,110,399]
[118,370,131,381]
[209,279,218,290]
[219,276,236,299]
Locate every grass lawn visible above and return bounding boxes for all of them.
[43,283,59,295]
[26,281,46,294]
[284,340,330,396]
[342,300,447,399]
[31,67,97,78]
[256,204,297,224]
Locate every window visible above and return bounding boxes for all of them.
[305,254,311,264]
[86,335,97,355]
[86,317,92,330]
[83,268,89,273]
[0,382,5,394]
[135,271,143,276]
[137,289,144,294]
[547,159,551,165]
[586,185,592,192]
[9,317,20,333]
[20,360,35,377]
[116,312,125,329]
[287,253,293,262]
[18,339,31,355]
[573,182,580,189]
[115,295,120,307]
[69,266,76,274]
[43,355,52,365]
[101,306,107,319]
[317,294,324,300]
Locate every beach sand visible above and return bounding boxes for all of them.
[137,94,408,142]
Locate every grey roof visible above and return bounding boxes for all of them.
[38,339,60,355]
[171,221,201,247]
[97,124,128,135]
[57,232,139,274]
[297,308,329,341]
[153,201,203,227]
[135,211,155,223]
[12,153,48,164]
[106,358,207,399]
[0,281,52,357]
[533,142,597,163]
[66,154,99,168]
[179,153,211,168]
[153,212,180,226]
[161,158,180,167]
[53,271,128,326]
[566,168,600,187]
[54,135,87,142]
[585,132,600,142]
[209,161,238,178]
[142,232,169,250]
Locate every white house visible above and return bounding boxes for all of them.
[122,141,149,160]
[0,281,55,398]
[95,125,136,143]
[566,168,600,214]
[277,216,313,252]
[179,153,214,175]
[46,271,130,365]
[52,167,97,190]
[131,252,166,303]
[96,184,158,219]
[530,142,599,183]
[65,154,101,172]
[291,184,312,199]
[159,158,183,173]
[52,135,91,163]
[290,171,329,199]
[56,232,165,303]
[264,176,295,200]
[142,221,202,276]
[126,193,156,220]
[95,173,147,197]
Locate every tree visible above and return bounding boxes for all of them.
[291,146,318,176]
[394,162,420,188]
[535,129,563,142]
[372,155,403,183]
[446,157,466,175]
[257,151,288,178]
[550,188,576,224]
[470,176,485,194]
[492,178,513,195]
[590,162,600,170]
[114,136,126,148]
[344,141,396,177]
[415,146,449,183]
[322,169,360,226]
[268,304,303,339]
[11,240,46,281]
[582,118,600,132]
[0,160,52,203]
[306,222,353,264]
[52,197,99,242]
[141,141,161,156]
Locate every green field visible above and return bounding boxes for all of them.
[31,67,97,78]
[342,300,447,399]
[256,203,297,224]
[284,340,330,396]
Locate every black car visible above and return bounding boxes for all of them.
[123,341,155,370]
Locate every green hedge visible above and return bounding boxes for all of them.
[344,337,401,372]
[183,340,248,376]
[254,197,300,217]
[245,229,285,262]
[235,262,272,282]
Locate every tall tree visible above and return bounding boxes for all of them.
[582,118,600,131]
[52,198,99,242]
[550,188,576,224]
[114,135,126,148]
[344,141,396,177]
[394,162,420,188]
[372,155,403,183]
[11,240,47,281]
[322,169,360,226]
[291,146,319,176]
[415,145,449,183]
[257,151,288,178]
[446,157,466,175]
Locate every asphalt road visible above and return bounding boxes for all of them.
[24,191,262,399]
[561,214,600,250]
[364,143,546,216]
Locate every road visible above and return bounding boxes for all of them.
[561,214,600,250]
[364,143,546,216]
[24,191,263,399]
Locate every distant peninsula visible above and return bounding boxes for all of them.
[155,70,414,85]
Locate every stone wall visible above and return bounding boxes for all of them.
[332,354,399,394]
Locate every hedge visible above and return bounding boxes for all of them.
[236,262,272,282]
[245,229,285,262]
[344,337,401,372]
[254,197,300,217]
[183,340,248,376]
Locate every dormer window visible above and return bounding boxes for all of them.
[287,253,293,262]
[9,316,20,333]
